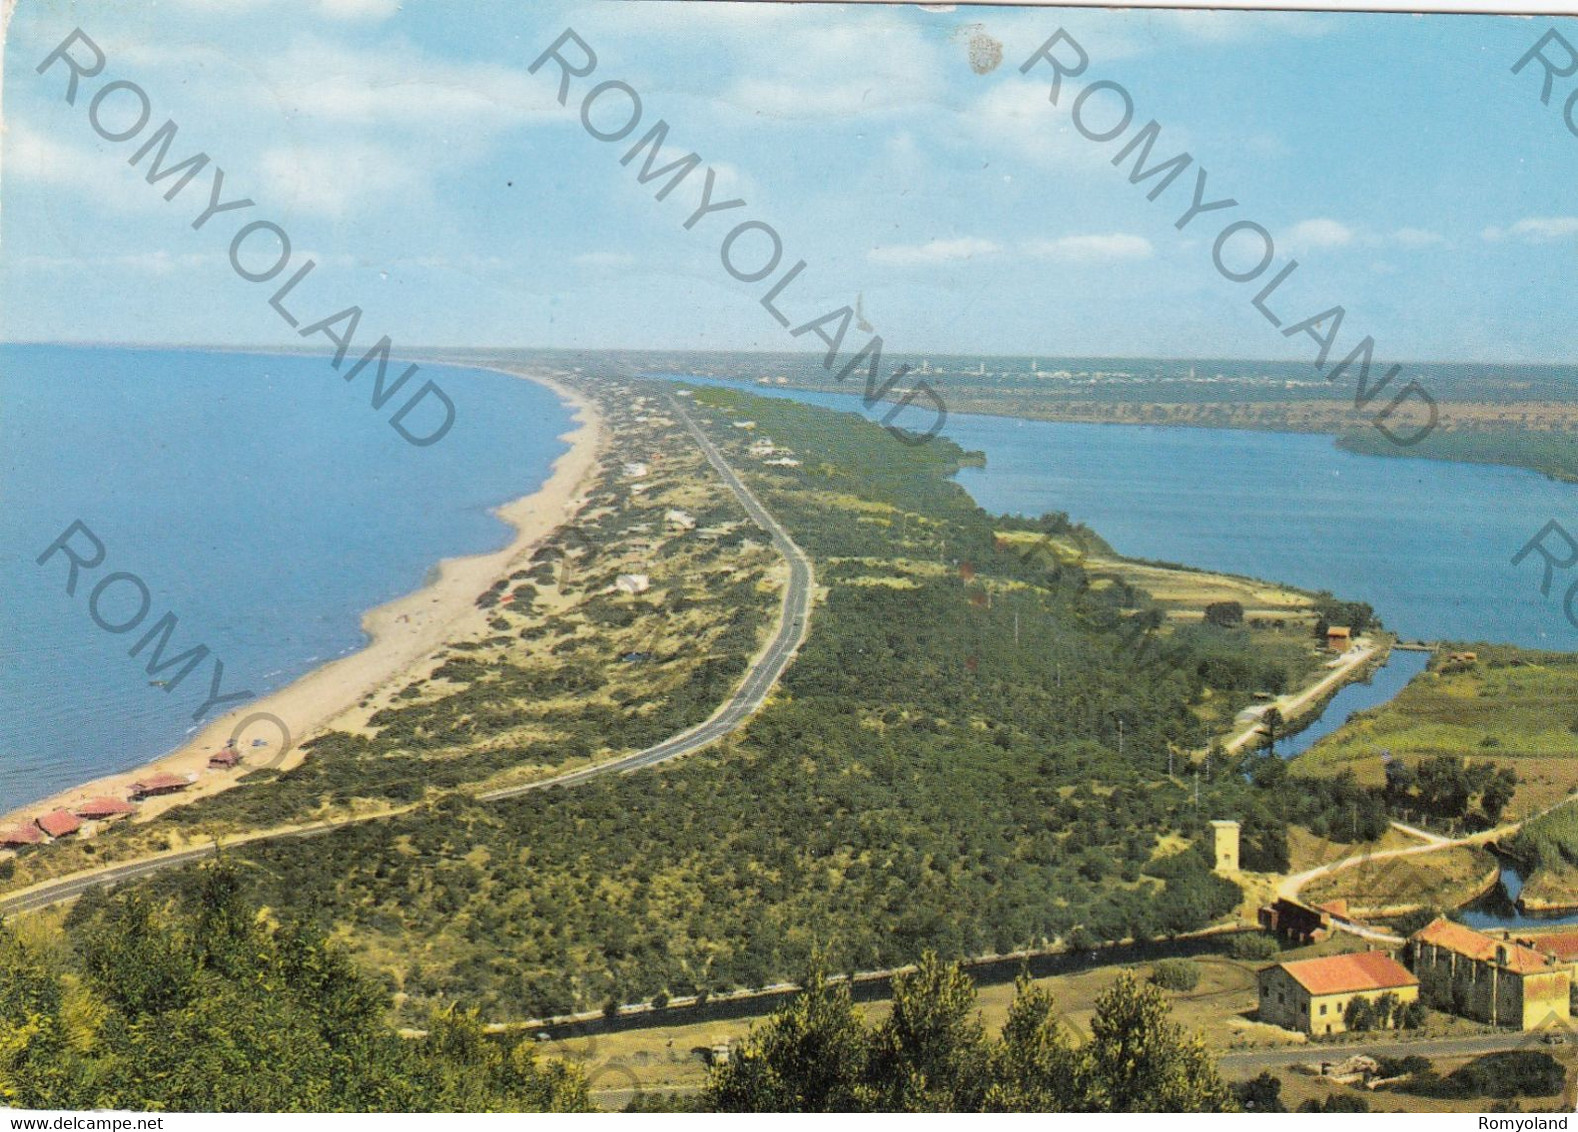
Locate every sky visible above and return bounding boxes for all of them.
[2,1,1576,362]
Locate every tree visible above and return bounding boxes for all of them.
[1232,1071,1286,1112]
[1080,973,1235,1112]
[872,953,992,1112]
[984,978,1084,1112]
[1203,602,1244,628]
[706,963,873,1113]
[1261,708,1283,752]
[1343,997,1376,1032]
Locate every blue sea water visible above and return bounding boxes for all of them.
[1,345,572,814]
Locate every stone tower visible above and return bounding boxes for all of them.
[1209,819,1240,875]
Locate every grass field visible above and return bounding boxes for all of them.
[1291,646,1578,822]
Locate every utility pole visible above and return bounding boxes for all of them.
[1013,611,1019,646]
[1117,718,1124,760]
[1193,769,1200,806]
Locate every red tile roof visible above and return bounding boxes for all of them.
[1531,931,1578,962]
[130,773,189,794]
[208,747,241,768]
[1274,951,1419,996]
[0,826,43,847]
[74,797,136,819]
[35,810,83,839]
[1413,917,1556,975]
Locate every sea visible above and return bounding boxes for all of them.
[0,344,573,815]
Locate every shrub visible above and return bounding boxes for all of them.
[1152,959,1200,992]
[1229,933,1279,961]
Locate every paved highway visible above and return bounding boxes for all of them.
[0,394,815,914]
[479,393,815,797]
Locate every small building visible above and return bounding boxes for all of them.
[1409,918,1571,1030]
[1209,819,1240,875]
[74,797,136,821]
[1327,626,1352,651]
[208,745,242,770]
[615,574,651,595]
[35,810,83,840]
[128,773,190,800]
[1258,951,1419,1035]
[1258,898,1333,946]
[0,826,44,849]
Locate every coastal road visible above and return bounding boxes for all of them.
[479,393,815,797]
[0,392,815,914]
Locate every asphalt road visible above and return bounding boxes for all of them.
[1219,1031,1560,1074]
[479,393,815,798]
[0,394,815,914]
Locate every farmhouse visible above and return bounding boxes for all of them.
[1258,951,1419,1035]
[1409,918,1571,1029]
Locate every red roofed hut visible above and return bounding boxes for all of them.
[0,826,44,848]
[209,745,242,770]
[35,810,83,839]
[128,773,189,800]
[75,797,136,821]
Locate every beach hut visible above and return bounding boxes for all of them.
[208,746,242,770]
[35,810,83,839]
[74,797,136,821]
[0,826,44,848]
[128,773,190,800]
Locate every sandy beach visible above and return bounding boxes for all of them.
[0,366,604,837]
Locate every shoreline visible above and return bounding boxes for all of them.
[0,364,604,838]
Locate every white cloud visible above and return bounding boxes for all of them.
[1389,227,1446,248]
[1024,233,1153,263]
[162,0,397,20]
[259,142,421,217]
[1282,220,1444,253]
[1483,217,1578,243]
[257,37,559,134]
[1285,218,1355,251]
[4,123,82,184]
[574,252,637,269]
[869,237,1001,266]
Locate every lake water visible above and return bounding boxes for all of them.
[656,375,1578,648]
[1,345,572,814]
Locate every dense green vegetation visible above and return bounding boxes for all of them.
[32,384,1383,1026]
[1339,427,1578,484]
[1508,798,1578,874]
[706,955,1234,1112]
[0,865,590,1112]
[1390,1050,1567,1100]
